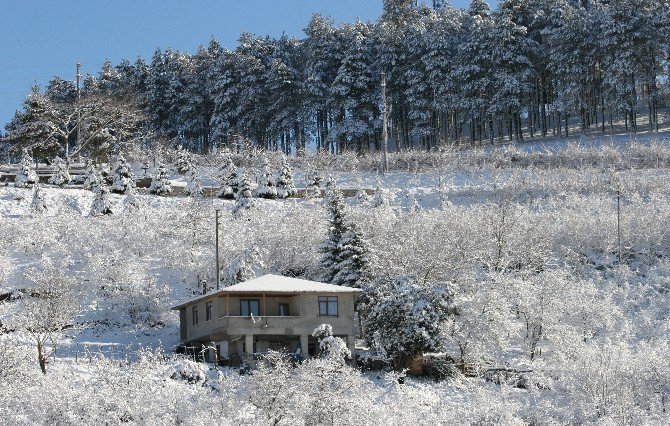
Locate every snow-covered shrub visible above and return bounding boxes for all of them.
[365,276,452,369]
[175,145,193,175]
[232,169,254,217]
[276,153,296,198]
[169,359,210,384]
[149,162,171,195]
[184,168,203,198]
[254,155,277,199]
[312,324,351,363]
[82,160,102,191]
[110,154,135,194]
[47,156,70,186]
[30,184,47,214]
[216,151,237,199]
[14,148,38,188]
[90,183,112,216]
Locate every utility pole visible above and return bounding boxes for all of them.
[381,72,389,175]
[617,190,622,265]
[215,209,221,290]
[74,62,82,162]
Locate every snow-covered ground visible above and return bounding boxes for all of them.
[2,135,670,424]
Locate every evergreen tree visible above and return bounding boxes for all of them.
[4,85,63,158]
[110,154,135,194]
[371,178,391,208]
[30,184,47,214]
[276,154,297,199]
[233,168,254,216]
[184,168,204,198]
[305,166,323,198]
[364,276,452,369]
[14,148,38,188]
[318,179,348,283]
[175,145,194,175]
[149,162,172,195]
[82,160,102,191]
[216,151,238,199]
[332,223,371,288]
[90,182,112,216]
[48,156,70,187]
[253,155,277,199]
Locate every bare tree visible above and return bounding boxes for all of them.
[13,265,80,374]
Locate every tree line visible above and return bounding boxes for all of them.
[3,0,670,160]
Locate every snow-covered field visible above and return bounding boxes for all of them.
[2,136,670,424]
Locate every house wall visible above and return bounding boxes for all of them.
[181,292,357,357]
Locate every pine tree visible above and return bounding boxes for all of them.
[184,168,204,198]
[48,156,70,187]
[14,148,38,188]
[110,154,135,194]
[82,160,102,191]
[175,145,194,175]
[90,182,113,216]
[276,154,297,198]
[332,223,371,288]
[305,166,323,198]
[371,178,391,208]
[319,179,348,284]
[233,168,254,216]
[149,162,172,195]
[254,155,277,199]
[216,151,238,199]
[30,184,47,214]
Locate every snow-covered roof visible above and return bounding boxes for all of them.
[171,274,362,310]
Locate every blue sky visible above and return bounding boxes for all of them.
[0,0,492,129]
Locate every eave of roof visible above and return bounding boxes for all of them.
[171,274,362,310]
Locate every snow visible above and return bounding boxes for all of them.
[172,274,362,309]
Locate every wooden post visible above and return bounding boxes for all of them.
[215,210,220,290]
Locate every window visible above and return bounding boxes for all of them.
[240,299,260,317]
[279,303,290,317]
[206,301,213,321]
[192,306,199,326]
[318,296,338,316]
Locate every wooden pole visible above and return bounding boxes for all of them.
[215,209,220,289]
[617,190,622,264]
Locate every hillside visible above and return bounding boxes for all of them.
[1,136,670,423]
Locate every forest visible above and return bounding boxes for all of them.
[3,0,670,160]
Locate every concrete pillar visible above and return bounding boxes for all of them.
[245,334,254,356]
[347,335,355,359]
[300,334,309,359]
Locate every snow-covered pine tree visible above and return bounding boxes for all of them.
[14,148,38,188]
[364,276,452,369]
[319,179,348,283]
[232,168,254,216]
[110,154,135,194]
[371,178,391,208]
[175,145,193,175]
[254,155,277,199]
[47,156,70,187]
[149,162,172,195]
[216,151,238,199]
[332,223,371,288]
[90,182,112,216]
[184,168,204,198]
[276,153,297,199]
[305,166,323,198]
[30,184,47,214]
[82,160,102,191]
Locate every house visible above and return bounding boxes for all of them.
[172,274,362,363]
